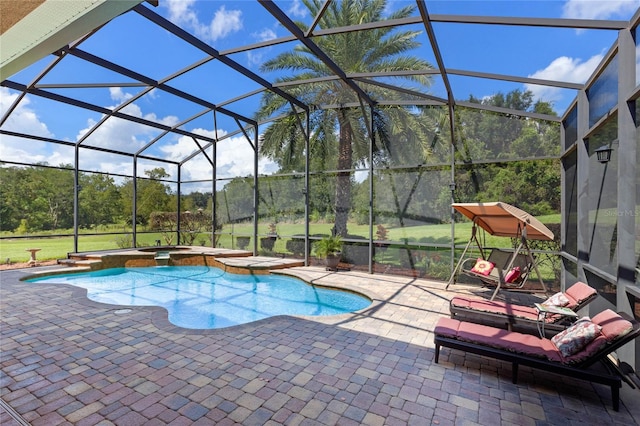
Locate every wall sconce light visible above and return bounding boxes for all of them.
[594,145,613,163]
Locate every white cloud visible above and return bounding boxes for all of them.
[160,128,219,162]
[288,0,308,18]
[0,88,62,165]
[246,28,277,68]
[525,54,604,103]
[76,91,180,154]
[0,139,69,167]
[0,88,53,138]
[562,0,640,20]
[164,0,242,42]
[109,87,132,103]
[165,0,200,29]
[255,28,277,43]
[207,6,242,42]
[0,87,276,188]
[161,129,277,183]
[247,51,263,68]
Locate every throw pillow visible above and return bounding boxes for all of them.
[551,317,602,357]
[542,292,570,308]
[504,266,521,283]
[470,258,495,276]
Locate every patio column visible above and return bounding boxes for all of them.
[177,166,181,245]
[368,105,374,274]
[305,112,310,266]
[575,89,589,282]
[616,27,637,365]
[254,129,259,255]
[73,144,80,253]
[132,155,138,248]
[212,111,217,247]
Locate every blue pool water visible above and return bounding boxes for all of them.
[27,266,370,329]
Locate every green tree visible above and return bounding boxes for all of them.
[181,191,210,212]
[0,164,75,232]
[217,177,254,225]
[34,166,75,230]
[120,168,173,225]
[0,166,25,231]
[257,0,434,237]
[453,89,560,213]
[79,173,122,229]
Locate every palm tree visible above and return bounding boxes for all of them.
[257,0,434,237]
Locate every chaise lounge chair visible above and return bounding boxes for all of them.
[449,281,598,334]
[433,309,640,411]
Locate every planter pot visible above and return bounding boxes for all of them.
[236,236,250,250]
[325,253,341,271]
[286,236,309,257]
[260,236,277,251]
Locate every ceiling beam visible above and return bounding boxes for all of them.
[134,3,309,114]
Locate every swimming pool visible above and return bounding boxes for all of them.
[27,266,371,329]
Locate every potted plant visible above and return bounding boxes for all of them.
[260,223,278,252]
[315,235,343,271]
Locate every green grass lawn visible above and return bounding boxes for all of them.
[0,214,560,263]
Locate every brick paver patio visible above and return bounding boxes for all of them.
[1,263,638,425]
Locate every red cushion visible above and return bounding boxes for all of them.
[592,309,633,341]
[436,318,562,362]
[470,258,495,276]
[564,282,597,309]
[434,317,461,338]
[435,310,636,366]
[450,296,540,321]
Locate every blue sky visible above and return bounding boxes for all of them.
[1,0,639,188]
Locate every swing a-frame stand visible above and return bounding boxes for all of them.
[446,202,553,301]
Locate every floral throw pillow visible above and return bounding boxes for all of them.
[551,317,602,357]
[542,292,570,308]
[470,258,495,276]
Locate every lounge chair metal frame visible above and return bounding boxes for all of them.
[446,220,548,300]
[434,312,640,411]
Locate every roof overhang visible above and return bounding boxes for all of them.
[0,0,147,81]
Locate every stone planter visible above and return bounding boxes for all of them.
[260,236,277,251]
[236,236,250,250]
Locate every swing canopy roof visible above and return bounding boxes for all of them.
[452,202,554,241]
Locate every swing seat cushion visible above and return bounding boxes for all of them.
[461,249,530,286]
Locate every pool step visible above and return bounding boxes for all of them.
[57,258,101,268]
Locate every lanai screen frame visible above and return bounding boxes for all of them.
[0,1,632,275]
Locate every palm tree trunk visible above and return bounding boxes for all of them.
[334,111,352,237]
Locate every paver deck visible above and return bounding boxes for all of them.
[1,260,639,425]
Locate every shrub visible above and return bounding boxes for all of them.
[314,235,342,258]
[114,234,133,249]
